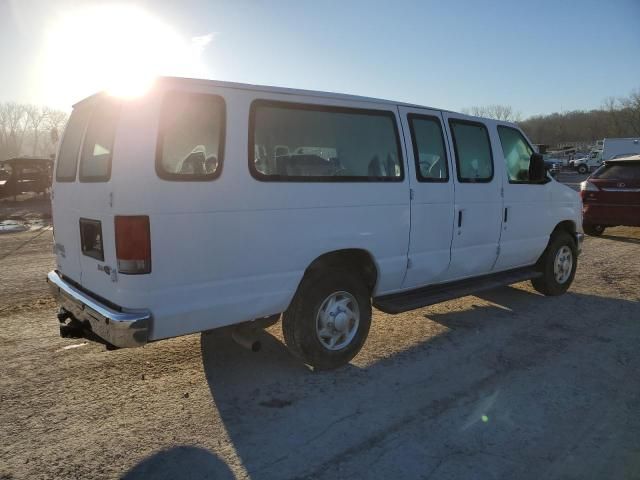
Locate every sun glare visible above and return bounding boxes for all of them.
[38,5,213,106]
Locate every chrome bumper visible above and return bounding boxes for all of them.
[575,232,584,255]
[47,270,150,348]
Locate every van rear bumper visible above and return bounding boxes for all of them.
[47,270,150,348]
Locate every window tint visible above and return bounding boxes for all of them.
[449,120,493,182]
[497,126,534,182]
[251,101,403,181]
[157,92,225,180]
[56,105,91,182]
[592,163,640,180]
[79,102,120,181]
[408,115,448,181]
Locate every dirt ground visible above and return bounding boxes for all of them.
[0,197,639,479]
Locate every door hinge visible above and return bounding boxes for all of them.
[407,258,412,269]
[500,186,504,198]
[109,192,113,208]
[409,188,415,200]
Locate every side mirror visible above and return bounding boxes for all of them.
[529,152,546,183]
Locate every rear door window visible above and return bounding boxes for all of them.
[79,101,120,182]
[56,105,91,182]
[156,92,225,180]
[449,120,494,183]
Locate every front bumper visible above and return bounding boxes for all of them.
[47,270,151,348]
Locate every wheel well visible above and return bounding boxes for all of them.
[552,220,576,238]
[537,221,577,266]
[304,249,378,294]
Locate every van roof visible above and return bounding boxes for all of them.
[75,76,456,114]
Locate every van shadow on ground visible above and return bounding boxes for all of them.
[121,446,233,480]
[199,287,639,479]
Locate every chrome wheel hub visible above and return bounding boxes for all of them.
[316,291,360,351]
[554,245,573,284]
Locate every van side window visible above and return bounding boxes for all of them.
[449,120,494,183]
[408,114,448,182]
[79,101,120,182]
[156,92,225,180]
[497,126,534,183]
[250,100,403,181]
[56,105,91,182]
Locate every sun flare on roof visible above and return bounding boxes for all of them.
[39,5,213,105]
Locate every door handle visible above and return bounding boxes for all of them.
[458,210,463,228]
[504,207,508,223]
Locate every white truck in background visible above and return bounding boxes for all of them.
[571,138,640,174]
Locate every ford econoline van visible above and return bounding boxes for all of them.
[48,77,584,369]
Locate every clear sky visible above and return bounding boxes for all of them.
[1,0,639,117]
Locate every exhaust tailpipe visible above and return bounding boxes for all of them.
[232,327,261,352]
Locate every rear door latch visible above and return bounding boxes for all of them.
[98,264,118,282]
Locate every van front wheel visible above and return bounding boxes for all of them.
[283,268,371,370]
[531,232,577,296]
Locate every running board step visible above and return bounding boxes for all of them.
[373,267,542,314]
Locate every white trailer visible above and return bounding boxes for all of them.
[602,138,640,161]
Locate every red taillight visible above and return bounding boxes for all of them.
[115,215,151,274]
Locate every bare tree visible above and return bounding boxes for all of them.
[603,97,625,137]
[462,104,522,122]
[0,103,68,160]
[42,108,68,156]
[619,89,640,136]
[25,105,48,156]
[0,102,29,160]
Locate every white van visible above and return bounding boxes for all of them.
[48,77,583,369]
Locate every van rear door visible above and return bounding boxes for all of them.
[75,99,121,296]
[52,96,121,299]
[52,102,92,283]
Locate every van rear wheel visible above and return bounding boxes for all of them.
[282,267,371,370]
[531,231,577,296]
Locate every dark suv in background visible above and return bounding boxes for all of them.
[581,155,640,236]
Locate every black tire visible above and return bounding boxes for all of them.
[282,267,372,370]
[583,223,605,236]
[531,231,577,296]
[577,164,588,174]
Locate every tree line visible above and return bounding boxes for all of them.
[465,87,640,146]
[0,102,68,161]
